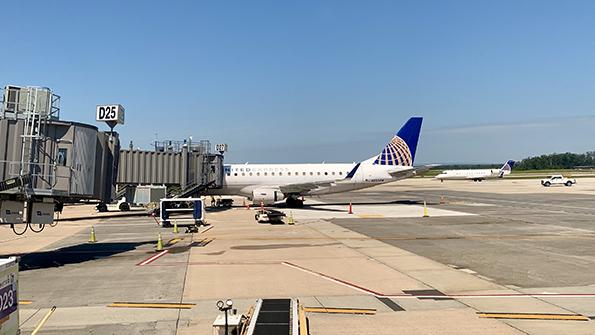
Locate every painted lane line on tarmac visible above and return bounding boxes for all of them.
[477,312,589,321]
[282,262,595,299]
[146,260,283,266]
[109,302,195,309]
[201,225,214,234]
[137,250,169,266]
[282,261,384,296]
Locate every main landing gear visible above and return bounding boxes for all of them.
[285,196,304,208]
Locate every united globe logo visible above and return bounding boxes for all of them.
[374,136,413,166]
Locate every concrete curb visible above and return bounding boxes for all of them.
[56,211,150,222]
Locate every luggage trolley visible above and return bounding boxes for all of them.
[159,198,205,233]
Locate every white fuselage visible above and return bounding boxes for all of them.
[206,162,413,199]
[434,168,506,181]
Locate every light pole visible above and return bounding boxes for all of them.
[216,299,233,335]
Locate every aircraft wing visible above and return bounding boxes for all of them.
[279,180,336,194]
[388,164,439,179]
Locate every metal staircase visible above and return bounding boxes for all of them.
[16,87,59,192]
[175,180,216,198]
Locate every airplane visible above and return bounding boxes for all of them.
[207,117,425,207]
[434,160,515,182]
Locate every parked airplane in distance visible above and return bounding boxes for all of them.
[434,160,515,182]
[207,117,425,207]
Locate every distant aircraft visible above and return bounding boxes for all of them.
[207,117,426,207]
[434,160,515,182]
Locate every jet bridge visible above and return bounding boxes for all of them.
[116,139,224,204]
[0,85,120,234]
[0,84,226,233]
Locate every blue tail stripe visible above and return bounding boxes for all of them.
[396,117,423,163]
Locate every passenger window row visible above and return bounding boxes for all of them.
[227,171,346,177]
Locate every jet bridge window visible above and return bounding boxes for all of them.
[57,148,67,166]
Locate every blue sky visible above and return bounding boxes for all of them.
[2,1,595,164]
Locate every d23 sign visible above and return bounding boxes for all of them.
[0,277,17,320]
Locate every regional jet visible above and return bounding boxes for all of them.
[207,117,424,207]
[434,160,515,182]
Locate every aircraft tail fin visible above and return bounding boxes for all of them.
[372,117,423,166]
[499,160,515,176]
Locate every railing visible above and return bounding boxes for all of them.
[0,86,60,120]
[0,160,72,195]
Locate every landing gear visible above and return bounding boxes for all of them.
[286,196,304,208]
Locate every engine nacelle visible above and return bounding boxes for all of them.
[252,189,285,205]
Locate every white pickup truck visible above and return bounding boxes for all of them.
[540,175,577,187]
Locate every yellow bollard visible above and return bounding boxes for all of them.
[288,211,295,225]
[423,200,430,218]
[173,222,179,234]
[156,233,164,251]
[88,226,97,243]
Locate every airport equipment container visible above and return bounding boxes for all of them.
[133,185,166,205]
[212,313,244,335]
[159,198,204,229]
[0,257,18,335]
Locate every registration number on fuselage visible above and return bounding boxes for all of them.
[365,179,385,183]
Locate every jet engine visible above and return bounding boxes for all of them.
[252,189,285,205]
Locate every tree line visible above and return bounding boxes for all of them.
[514,152,595,170]
[435,152,595,171]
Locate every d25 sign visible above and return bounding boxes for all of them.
[96,104,125,125]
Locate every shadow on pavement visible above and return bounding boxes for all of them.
[3,241,154,271]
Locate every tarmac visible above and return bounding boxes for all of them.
[2,177,595,334]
